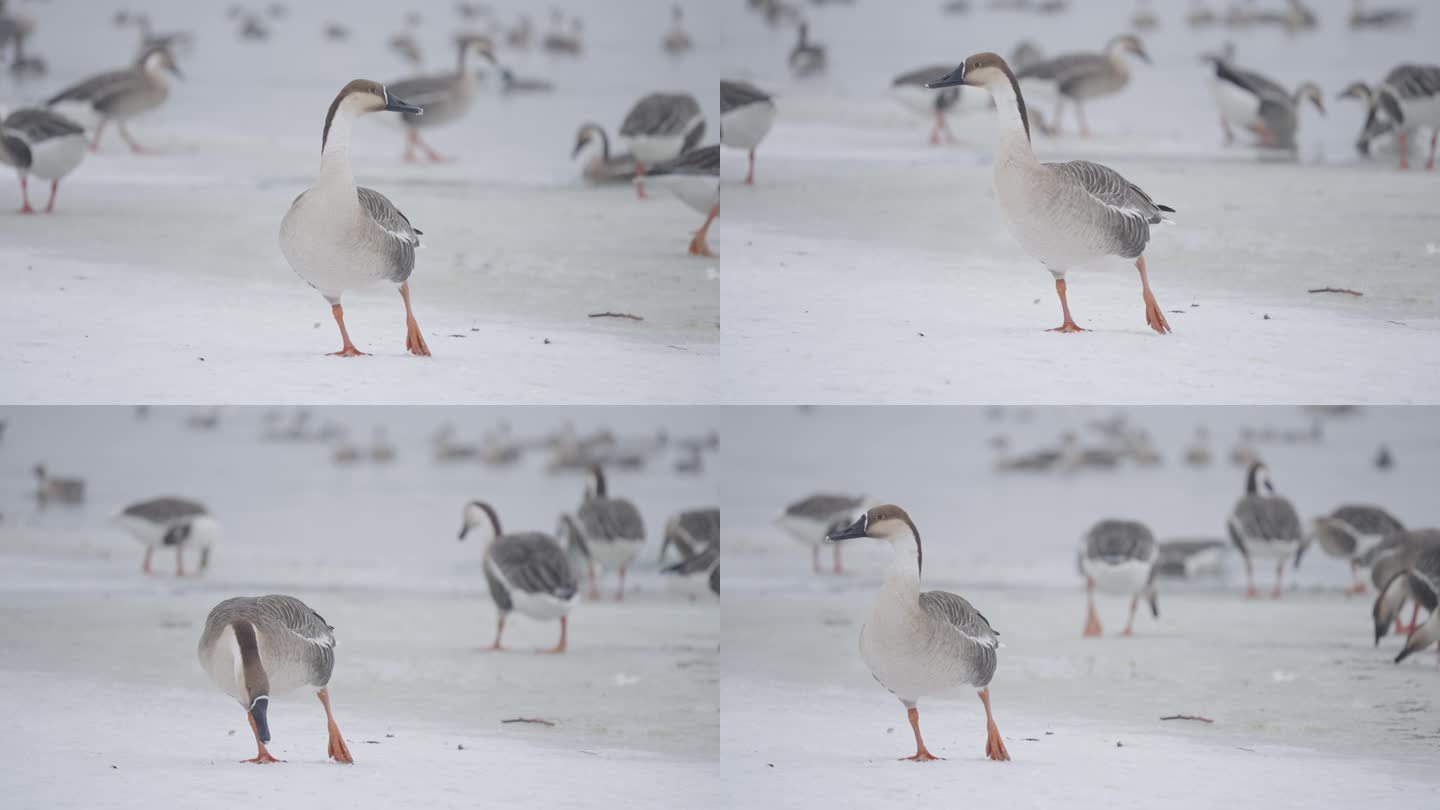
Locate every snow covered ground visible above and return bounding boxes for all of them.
[721,406,1440,807]
[0,0,720,404]
[0,407,719,808]
[719,0,1440,404]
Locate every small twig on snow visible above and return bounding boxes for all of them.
[502,717,556,727]
[1307,287,1363,297]
[588,312,644,321]
[1160,714,1214,724]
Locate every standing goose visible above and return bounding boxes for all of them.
[0,108,85,213]
[1306,505,1405,594]
[198,595,353,764]
[788,22,826,78]
[892,64,990,146]
[639,144,720,257]
[1371,64,1440,170]
[572,122,637,184]
[113,496,221,576]
[33,464,84,504]
[1226,461,1303,598]
[1373,540,1440,663]
[777,493,867,574]
[45,45,181,153]
[459,500,578,653]
[279,80,431,358]
[1014,34,1150,137]
[662,5,692,56]
[927,54,1176,335]
[386,35,495,162]
[826,505,1010,762]
[659,506,720,565]
[619,91,706,199]
[720,79,776,184]
[562,466,646,601]
[1078,519,1160,637]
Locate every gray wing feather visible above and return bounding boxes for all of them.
[1018,52,1104,82]
[621,93,702,137]
[3,108,85,140]
[1231,495,1302,541]
[122,496,207,524]
[1045,159,1169,258]
[199,595,337,687]
[385,74,456,108]
[721,80,771,112]
[491,533,578,599]
[785,494,864,520]
[1384,64,1440,101]
[643,144,719,177]
[578,498,645,542]
[1085,520,1156,563]
[920,590,999,686]
[1331,505,1405,538]
[356,186,418,283]
[46,68,141,109]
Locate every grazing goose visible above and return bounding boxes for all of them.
[572,122,637,185]
[776,493,867,574]
[460,500,578,653]
[33,464,84,504]
[0,108,86,214]
[1078,519,1160,637]
[640,144,720,257]
[197,595,353,764]
[788,22,826,78]
[1349,0,1413,29]
[45,45,182,153]
[1338,81,1398,159]
[278,80,431,358]
[113,496,220,576]
[498,67,554,95]
[620,92,706,198]
[720,79,776,183]
[387,35,495,162]
[1208,51,1324,147]
[1373,539,1440,663]
[1306,505,1405,594]
[891,65,986,145]
[827,505,1010,762]
[1226,461,1303,598]
[661,536,719,594]
[662,5,692,56]
[927,54,1176,334]
[1014,34,1150,137]
[1362,529,1440,634]
[659,507,720,565]
[1155,538,1229,580]
[1370,64,1440,170]
[561,466,646,601]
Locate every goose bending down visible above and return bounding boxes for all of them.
[45,45,181,153]
[1373,540,1440,664]
[278,80,431,358]
[572,123,638,184]
[639,144,720,257]
[662,537,719,596]
[1014,34,1150,137]
[827,505,1010,762]
[1306,505,1405,594]
[720,79,776,184]
[198,595,353,764]
[1369,64,1440,170]
[561,466,646,600]
[891,64,988,145]
[659,507,720,565]
[1227,461,1303,598]
[33,464,85,504]
[459,500,578,653]
[1208,51,1324,148]
[619,91,705,199]
[1362,529,1440,635]
[0,108,85,213]
[777,493,867,574]
[662,5,692,56]
[1338,81,1398,159]
[927,54,1176,335]
[789,22,826,78]
[113,496,221,576]
[386,35,495,162]
[1078,519,1159,637]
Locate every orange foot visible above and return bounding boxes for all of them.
[1083,611,1103,638]
[535,645,566,655]
[900,750,942,762]
[1144,298,1171,335]
[405,326,431,357]
[242,752,283,764]
[688,236,716,258]
[985,727,1011,761]
[1048,322,1086,334]
[1245,587,1258,599]
[1347,583,1368,596]
[1121,626,1135,637]
[481,643,506,652]
[328,730,354,764]
[328,346,367,357]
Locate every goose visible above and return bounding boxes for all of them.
[826,505,1010,762]
[927,54,1176,335]
[460,500,579,653]
[1132,0,1159,30]
[1373,539,1440,663]
[662,5,692,56]
[1305,505,1405,594]
[1078,519,1159,637]
[891,64,985,146]
[498,67,554,95]
[720,79,776,183]
[387,35,496,162]
[506,14,533,49]
[1349,0,1412,29]
[776,493,867,574]
[561,466,646,600]
[1155,538,1229,580]
[639,144,720,257]
[33,464,84,504]
[619,92,705,199]
[1338,81,1399,159]
[388,32,423,67]
[278,80,431,358]
[1362,529,1440,634]
[0,107,86,214]
[197,595,354,764]
[661,536,719,595]
[788,22,826,78]
[1187,1,1218,27]
[114,496,220,576]
[572,122,638,184]
[1208,49,1324,147]
[1226,461,1303,598]
[542,13,583,55]
[368,427,396,463]
[1014,34,1150,137]
[1370,64,1440,170]
[659,507,719,565]
[45,45,182,153]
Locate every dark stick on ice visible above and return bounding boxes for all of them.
[588,312,644,321]
[1160,714,1214,723]
[1307,287,1363,296]
[502,717,556,726]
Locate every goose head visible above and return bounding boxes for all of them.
[322,79,422,149]
[926,51,1014,90]
[138,45,183,80]
[826,504,922,570]
[1337,80,1372,104]
[1105,33,1151,65]
[1293,81,1325,115]
[457,33,497,63]
[1244,460,1274,495]
[572,122,609,158]
[584,465,608,500]
[458,500,502,541]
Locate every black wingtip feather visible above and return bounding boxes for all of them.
[1158,204,1176,213]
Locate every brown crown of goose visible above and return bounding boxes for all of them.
[321,79,388,151]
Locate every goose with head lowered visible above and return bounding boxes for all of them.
[638,144,719,257]
[279,80,431,358]
[927,53,1176,335]
[1372,538,1440,664]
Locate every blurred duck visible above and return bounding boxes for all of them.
[507,15,533,49]
[387,35,496,162]
[1183,427,1212,467]
[113,496,220,576]
[1306,505,1405,594]
[572,122,637,185]
[198,595,353,764]
[460,500,579,653]
[33,464,84,504]
[560,466,646,600]
[432,423,480,461]
[1360,530,1440,634]
[185,406,221,430]
[639,144,720,258]
[1079,520,1159,637]
[788,22,826,78]
[1188,1,1219,26]
[238,14,270,41]
[1132,0,1159,30]
[777,493,867,574]
[332,435,363,465]
[368,427,395,463]
[662,536,719,596]
[46,45,182,153]
[542,12,583,56]
[826,505,1010,762]
[662,5,692,56]
[619,92,705,198]
[498,67,554,95]
[720,79,776,184]
[388,32,423,67]
[1373,538,1440,663]
[1015,34,1150,137]
[1349,0,1412,29]
[278,80,430,358]
[0,107,86,214]
[1155,539,1229,580]
[1375,444,1394,470]
[1009,40,1044,73]
[1227,461,1303,598]
[323,23,350,42]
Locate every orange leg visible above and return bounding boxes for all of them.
[1398,130,1409,170]
[1427,128,1437,171]
[1271,558,1285,599]
[412,131,449,162]
[483,614,507,651]
[688,205,719,257]
[16,175,34,214]
[900,706,941,762]
[241,712,282,764]
[399,281,431,357]
[1398,603,1421,635]
[142,546,154,575]
[1048,278,1085,333]
[317,688,354,764]
[1347,560,1367,595]
[1122,594,1138,636]
[1137,255,1171,334]
[615,566,627,601]
[176,548,185,577]
[327,302,366,357]
[745,148,756,184]
[634,162,648,199]
[586,560,600,600]
[44,180,58,214]
[833,544,844,575]
[940,116,961,145]
[403,130,418,162]
[1244,556,1258,599]
[930,113,943,146]
[537,615,568,654]
[1083,578,1103,637]
[979,688,1011,761]
[89,120,107,152]
[118,122,149,154]
[811,545,822,574]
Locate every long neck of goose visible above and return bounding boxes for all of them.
[319,108,357,190]
[989,79,1036,166]
[456,45,475,78]
[880,529,923,594]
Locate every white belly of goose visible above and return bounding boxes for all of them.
[587,536,645,570]
[625,133,688,165]
[994,164,1108,272]
[24,133,87,181]
[648,173,717,215]
[860,600,966,702]
[485,556,575,620]
[1081,556,1152,595]
[720,103,775,150]
[1212,78,1263,130]
[279,194,394,300]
